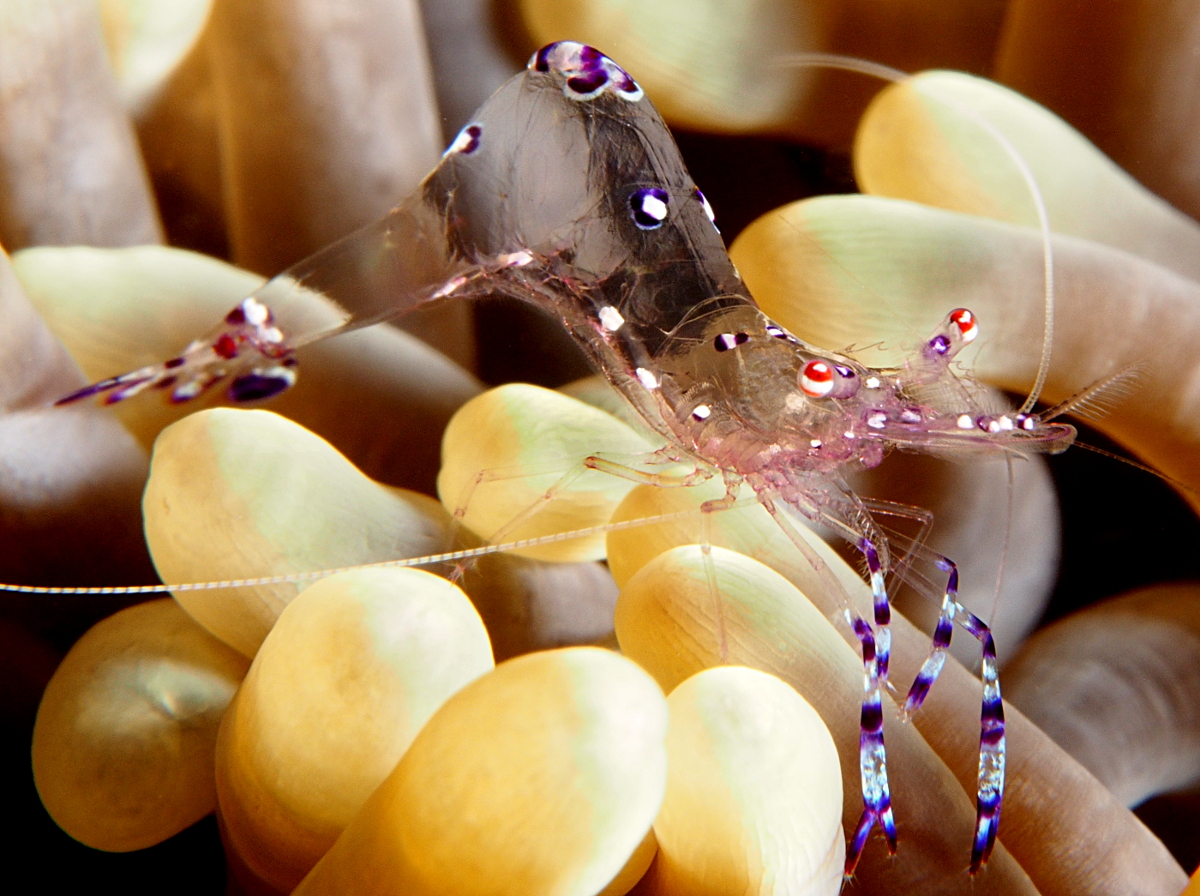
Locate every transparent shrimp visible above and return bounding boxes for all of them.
[3,41,1077,876]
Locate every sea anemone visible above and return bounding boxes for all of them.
[3,2,1198,894]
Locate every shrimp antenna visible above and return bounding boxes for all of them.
[774,51,1058,415]
[0,506,700,596]
[1037,365,1200,515]
[1071,441,1200,504]
[1039,365,1142,424]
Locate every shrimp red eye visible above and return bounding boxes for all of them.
[800,360,835,397]
[949,309,979,343]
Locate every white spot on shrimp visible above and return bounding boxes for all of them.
[241,298,270,326]
[809,438,822,448]
[172,380,205,401]
[630,188,669,229]
[498,250,534,267]
[866,411,887,430]
[692,404,711,421]
[432,275,469,299]
[864,376,881,389]
[714,332,749,352]
[636,367,659,389]
[957,414,974,429]
[598,305,625,331]
[443,123,482,158]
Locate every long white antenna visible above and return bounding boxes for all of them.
[0,507,700,595]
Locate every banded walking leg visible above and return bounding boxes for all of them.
[860,537,892,687]
[845,616,896,875]
[900,555,1006,871]
[754,491,903,871]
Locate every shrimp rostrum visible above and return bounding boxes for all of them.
[30,42,1080,875]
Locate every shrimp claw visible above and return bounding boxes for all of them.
[54,296,297,406]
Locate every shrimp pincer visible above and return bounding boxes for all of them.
[11,41,1083,877]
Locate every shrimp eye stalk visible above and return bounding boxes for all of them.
[924,308,980,361]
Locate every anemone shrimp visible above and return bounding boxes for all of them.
[0,19,1195,896]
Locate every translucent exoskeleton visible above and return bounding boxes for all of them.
[6,42,1081,875]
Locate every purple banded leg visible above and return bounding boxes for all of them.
[845,617,896,876]
[859,539,892,685]
[899,557,959,719]
[963,611,1005,872]
[900,556,1006,871]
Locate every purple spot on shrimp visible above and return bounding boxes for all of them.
[104,377,153,404]
[530,42,643,101]
[847,818,874,869]
[713,332,748,352]
[906,676,933,711]
[847,801,897,875]
[567,69,608,97]
[980,719,1005,746]
[531,43,557,72]
[603,51,640,97]
[962,613,990,640]
[577,44,602,66]
[154,376,178,390]
[929,334,951,355]
[629,188,669,229]
[54,380,118,405]
[861,541,882,573]
[860,699,883,731]
[852,619,876,658]
[164,357,185,369]
[228,367,297,403]
[977,791,1002,813]
[224,305,246,325]
[444,123,482,157]
[463,124,481,152]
